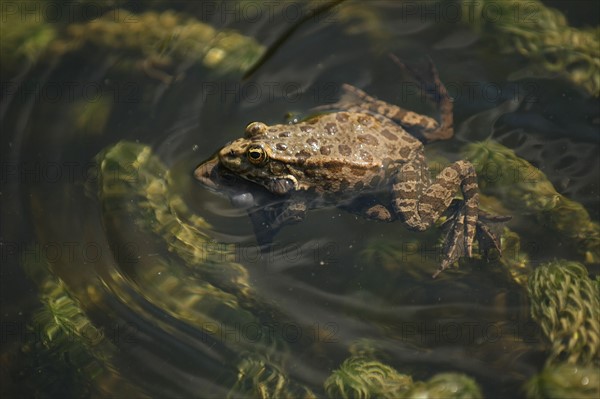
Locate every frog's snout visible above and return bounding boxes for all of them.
[193,156,220,188]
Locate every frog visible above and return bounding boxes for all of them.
[195,56,508,277]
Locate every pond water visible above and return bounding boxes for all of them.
[1,1,598,398]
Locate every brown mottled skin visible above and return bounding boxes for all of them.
[195,57,507,277]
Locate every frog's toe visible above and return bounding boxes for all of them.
[436,203,485,277]
[435,237,465,278]
[436,215,467,278]
[465,240,473,258]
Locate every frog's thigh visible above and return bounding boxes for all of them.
[392,159,478,234]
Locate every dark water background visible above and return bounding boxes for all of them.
[1,1,598,398]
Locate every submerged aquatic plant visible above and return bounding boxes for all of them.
[465,0,600,96]
[497,227,531,287]
[0,1,56,72]
[528,261,599,366]
[64,8,263,76]
[525,363,600,399]
[229,355,316,399]
[324,356,413,399]
[403,373,484,399]
[20,250,144,397]
[465,140,600,264]
[324,355,483,399]
[97,142,261,309]
[2,5,264,79]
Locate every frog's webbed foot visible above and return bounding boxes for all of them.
[433,203,511,278]
[388,54,453,143]
[248,200,307,247]
[433,202,468,278]
[475,210,511,253]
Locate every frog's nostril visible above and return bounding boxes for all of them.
[221,149,235,158]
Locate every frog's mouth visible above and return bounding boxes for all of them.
[194,155,249,192]
[239,174,298,195]
[195,157,297,198]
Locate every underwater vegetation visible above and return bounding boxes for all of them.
[19,251,145,397]
[230,356,317,399]
[525,260,600,399]
[525,363,600,399]
[1,4,264,79]
[528,261,599,366]
[324,355,483,399]
[465,0,600,96]
[465,140,600,265]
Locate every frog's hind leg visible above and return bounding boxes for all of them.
[388,55,453,143]
[312,83,440,136]
[392,154,479,276]
[314,57,453,143]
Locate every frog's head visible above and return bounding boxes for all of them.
[217,122,299,195]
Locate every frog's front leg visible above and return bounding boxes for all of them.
[392,153,479,277]
[248,200,307,246]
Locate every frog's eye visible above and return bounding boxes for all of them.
[246,145,268,165]
[245,122,268,137]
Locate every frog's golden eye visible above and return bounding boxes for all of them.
[246,145,268,165]
[245,122,268,138]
